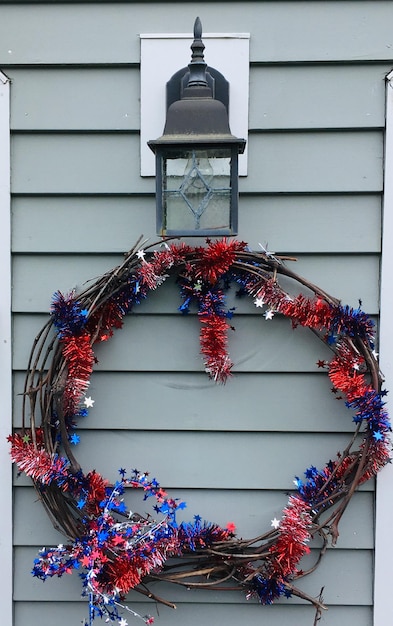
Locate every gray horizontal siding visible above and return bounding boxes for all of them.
[12,371,355,432]
[1,1,393,64]
[9,68,140,131]
[13,602,373,626]
[14,546,373,604]
[12,253,380,314]
[11,195,381,254]
[11,430,370,491]
[249,64,389,130]
[14,486,374,548]
[11,313,351,373]
[11,132,383,194]
[7,64,390,131]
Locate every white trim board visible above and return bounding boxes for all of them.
[140,32,250,177]
[0,69,13,625]
[374,70,393,626]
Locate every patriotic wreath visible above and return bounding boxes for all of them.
[9,238,390,626]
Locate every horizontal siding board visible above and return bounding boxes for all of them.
[12,196,156,253]
[14,546,372,604]
[9,68,140,131]
[284,254,379,313]
[12,254,380,313]
[11,134,152,195]
[13,602,373,626]
[11,132,383,194]
[10,431,369,490]
[14,486,374,549]
[249,64,389,130]
[290,549,373,606]
[11,194,381,254]
[11,313,346,373]
[12,253,127,313]
[13,463,373,492]
[245,131,383,193]
[8,65,389,131]
[241,195,381,254]
[12,371,356,433]
[2,2,393,64]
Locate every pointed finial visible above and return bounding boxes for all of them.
[194,16,202,40]
[187,17,209,89]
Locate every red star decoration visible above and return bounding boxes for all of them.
[112,534,124,546]
[91,549,101,560]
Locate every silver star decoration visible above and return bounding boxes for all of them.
[258,242,281,264]
[136,249,145,261]
[84,396,95,408]
[271,518,280,529]
[254,297,265,308]
[258,242,276,257]
[264,309,274,320]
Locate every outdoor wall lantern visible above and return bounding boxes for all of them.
[148,17,246,237]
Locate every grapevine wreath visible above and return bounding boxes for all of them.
[9,237,391,626]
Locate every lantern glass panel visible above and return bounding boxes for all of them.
[162,147,234,234]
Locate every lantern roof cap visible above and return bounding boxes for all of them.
[149,18,245,153]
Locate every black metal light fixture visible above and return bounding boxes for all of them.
[148,17,246,237]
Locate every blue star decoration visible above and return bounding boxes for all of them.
[69,433,80,445]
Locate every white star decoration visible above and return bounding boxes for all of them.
[271,518,280,529]
[136,249,145,261]
[254,297,265,308]
[258,242,276,257]
[264,309,274,320]
[118,619,128,626]
[84,396,95,408]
